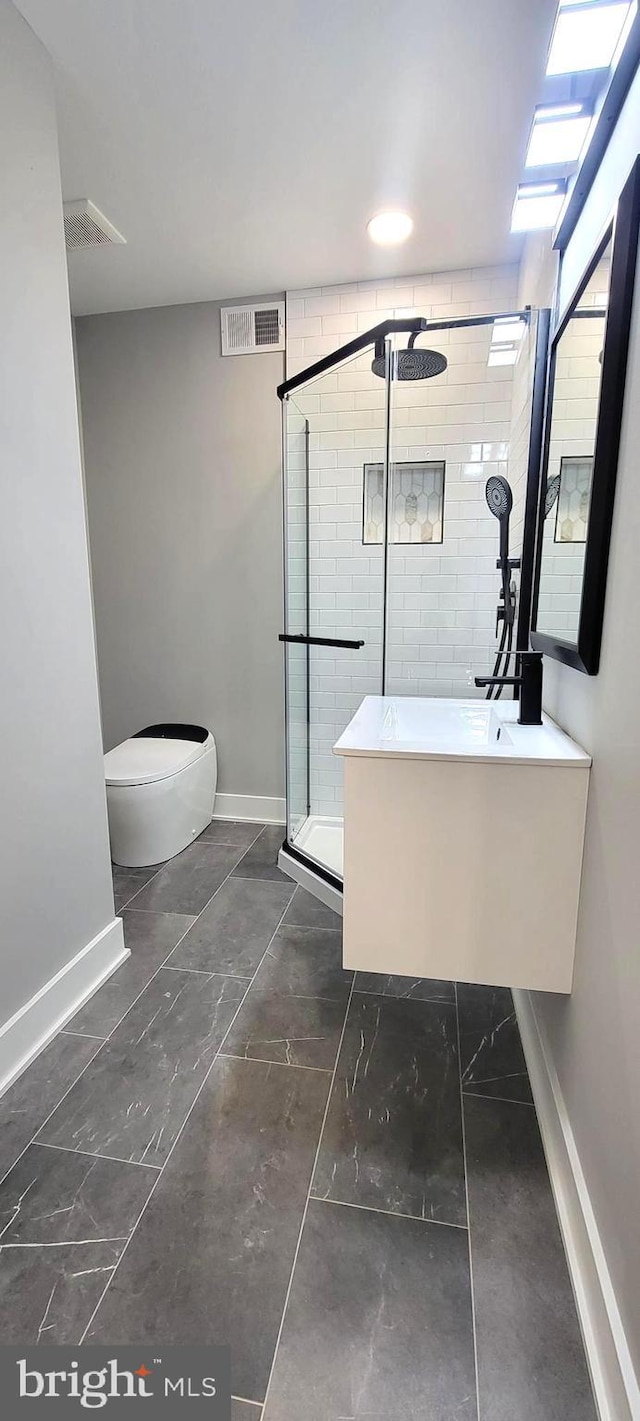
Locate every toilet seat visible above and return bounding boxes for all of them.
[105,736,208,788]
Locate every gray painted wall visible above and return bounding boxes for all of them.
[0,1,114,1021]
[520,87,640,1388]
[76,302,285,800]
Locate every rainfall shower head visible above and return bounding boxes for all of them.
[485,474,513,569]
[372,332,448,381]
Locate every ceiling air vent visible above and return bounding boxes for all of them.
[63,199,126,250]
[220,302,285,356]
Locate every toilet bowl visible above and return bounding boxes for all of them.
[105,723,217,868]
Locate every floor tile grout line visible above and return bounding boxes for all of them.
[463,1090,534,1107]
[251,914,341,935]
[122,836,250,917]
[309,1194,468,1230]
[230,874,301,888]
[455,981,481,1421]
[260,973,356,1417]
[123,862,281,918]
[34,1140,161,1171]
[0,1036,106,1191]
[71,855,259,1057]
[113,859,168,911]
[0,849,271,1192]
[354,989,456,1005]
[77,881,297,1345]
[238,991,349,1005]
[58,909,204,1058]
[218,1053,331,1075]
[161,967,252,980]
[114,814,266,911]
[201,821,264,851]
[464,1071,531,1087]
[61,1030,107,1041]
[112,812,264,909]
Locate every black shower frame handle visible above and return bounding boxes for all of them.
[279,634,365,650]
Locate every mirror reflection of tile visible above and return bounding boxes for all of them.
[363,461,445,545]
[555,455,593,543]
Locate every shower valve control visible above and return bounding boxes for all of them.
[496,580,517,633]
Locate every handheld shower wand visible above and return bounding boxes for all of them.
[475,473,542,722]
[485,474,512,578]
[483,475,516,699]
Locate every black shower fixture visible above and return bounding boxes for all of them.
[485,474,513,568]
[545,474,561,518]
[481,474,518,702]
[371,331,448,380]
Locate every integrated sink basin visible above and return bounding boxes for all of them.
[335,694,590,764]
[334,696,591,994]
[381,698,510,750]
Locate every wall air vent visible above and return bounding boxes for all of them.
[63,199,126,250]
[220,302,285,355]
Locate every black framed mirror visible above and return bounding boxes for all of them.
[531,155,640,674]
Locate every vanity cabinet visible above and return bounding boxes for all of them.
[335,697,591,994]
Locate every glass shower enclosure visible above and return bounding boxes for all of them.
[278,309,541,899]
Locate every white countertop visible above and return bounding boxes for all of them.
[333,696,591,768]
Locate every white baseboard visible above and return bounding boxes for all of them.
[213,792,285,825]
[0,919,128,1099]
[514,989,640,1421]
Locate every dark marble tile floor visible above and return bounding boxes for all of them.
[68,909,195,1038]
[312,992,466,1224]
[231,824,289,883]
[168,877,293,976]
[0,831,596,1419]
[457,982,534,1104]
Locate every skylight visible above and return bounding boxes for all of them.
[525,103,593,167]
[488,347,519,367]
[491,318,527,344]
[510,182,567,232]
[546,1,633,76]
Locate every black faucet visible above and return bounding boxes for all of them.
[475,651,543,726]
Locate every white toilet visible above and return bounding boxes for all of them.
[105,723,217,868]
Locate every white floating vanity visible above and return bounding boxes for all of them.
[334,697,591,994]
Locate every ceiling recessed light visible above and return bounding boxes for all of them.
[367,211,414,246]
[546,1,632,76]
[525,102,593,167]
[511,181,567,232]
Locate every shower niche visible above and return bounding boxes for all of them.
[363,461,445,545]
[278,309,543,904]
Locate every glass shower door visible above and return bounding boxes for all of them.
[281,340,391,885]
[282,398,310,844]
[280,311,544,899]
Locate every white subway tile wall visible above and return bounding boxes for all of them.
[285,265,532,820]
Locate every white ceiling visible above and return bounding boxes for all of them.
[16,0,557,315]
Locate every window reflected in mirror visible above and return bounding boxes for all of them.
[537,237,612,641]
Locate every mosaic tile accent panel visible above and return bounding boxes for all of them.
[555,455,593,544]
[363,461,445,545]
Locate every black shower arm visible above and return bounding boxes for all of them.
[277,309,531,400]
[277,318,428,399]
